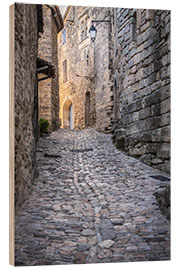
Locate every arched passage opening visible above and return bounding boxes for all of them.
[63,99,73,129]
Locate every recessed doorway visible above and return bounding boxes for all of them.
[63,100,73,129]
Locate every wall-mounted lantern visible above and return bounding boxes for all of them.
[89,19,111,42]
[89,24,97,42]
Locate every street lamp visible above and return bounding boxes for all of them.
[89,19,111,42]
[89,24,97,43]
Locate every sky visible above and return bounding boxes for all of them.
[59,5,68,17]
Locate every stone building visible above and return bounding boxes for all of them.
[58,6,170,173]
[38,5,63,130]
[14,4,63,208]
[112,8,170,173]
[58,6,114,132]
[14,3,40,208]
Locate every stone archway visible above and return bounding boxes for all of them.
[63,99,73,129]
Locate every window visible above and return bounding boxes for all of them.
[80,17,88,42]
[85,48,89,66]
[63,60,67,82]
[62,29,66,45]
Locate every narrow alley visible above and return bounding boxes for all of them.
[15,128,170,266]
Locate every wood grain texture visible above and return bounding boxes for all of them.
[9,4,15,266]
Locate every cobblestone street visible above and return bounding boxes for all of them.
[15,128,170,266]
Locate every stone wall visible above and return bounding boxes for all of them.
[58,6,114,131]
[38,5,60,130]
[15,3,38,207]
[58,7,96,130]
[92,7,114,132]
[112,8,170,173]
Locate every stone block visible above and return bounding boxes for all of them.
[131,82,139,92]
[160,98,170,114]
[129,142,150,156]
[151,158,163,165]
[126,121,145,135]
[160,113,170,127]
[130,65,137,74]
[160,66,168,79]
[164,160,171,174]
[131,111,139,122]
[139,154,152,165]
[139,107,151,120]
[139,78,149,90]
[144,116,161,131]
[115,136,125,150]
[151,103,161,116]
[162,54,168,66]
[126,100,142,113]
[154,185,170,219]
[141,131,152,142]
[157,143,170,159]
[142,90,161,108]
[133,90,143,100]
[133,53,142,65]
[146,9,155,21]
[142,86,152,96]
[160,85,170,101]
[137,32,144,46]
[161,126,170,142]
[128,59,134,69]
[151,129,162,142]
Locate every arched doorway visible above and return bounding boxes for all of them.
[63,99,73,129]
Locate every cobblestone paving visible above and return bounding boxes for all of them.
[15,128,170,266]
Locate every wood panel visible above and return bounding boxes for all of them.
[9,4,15,266]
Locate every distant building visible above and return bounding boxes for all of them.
[58,6,114,131]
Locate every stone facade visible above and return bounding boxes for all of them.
[14,3,38,208]
[93,7,114,132]
[58,6,114,131]
[38,5,62,130]
[112,8,170,173]
[14,4,63,208]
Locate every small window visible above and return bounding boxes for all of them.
[62,29,66,45]
[63,60,67,82]
[80,17,88,42]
